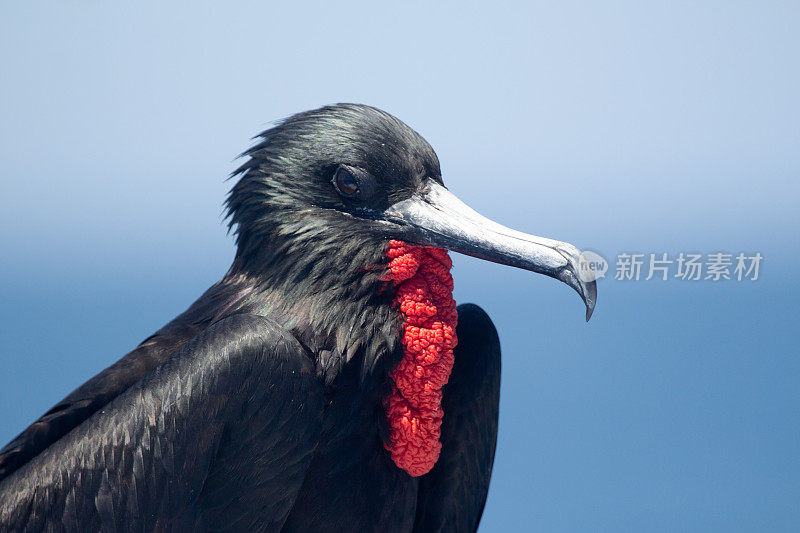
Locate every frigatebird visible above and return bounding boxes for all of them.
[0,104,596,531]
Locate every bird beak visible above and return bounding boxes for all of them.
[383,181,597,321]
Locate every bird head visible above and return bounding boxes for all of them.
[226,103,595,320]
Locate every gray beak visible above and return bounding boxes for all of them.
[383,181,597,321]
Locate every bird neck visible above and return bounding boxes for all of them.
[225,235,459,477]
[227,229,403,378]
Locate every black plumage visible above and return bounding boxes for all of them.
[0,104,593,531]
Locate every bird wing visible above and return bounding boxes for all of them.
[413,303,501,532]
[0,314,323,531]
[0,320,203,483]
[0,280,252,482]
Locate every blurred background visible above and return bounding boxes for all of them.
[1,2,798,531]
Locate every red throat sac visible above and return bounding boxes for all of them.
[382,239,458,477]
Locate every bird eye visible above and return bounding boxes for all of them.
[333,167,360,197]
[331,166,378,203]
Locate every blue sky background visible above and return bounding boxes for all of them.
[1,2,798,531]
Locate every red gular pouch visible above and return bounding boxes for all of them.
[381,239,458,477]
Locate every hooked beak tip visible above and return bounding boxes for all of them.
[585,290,596,322]
[557,263,597,322]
